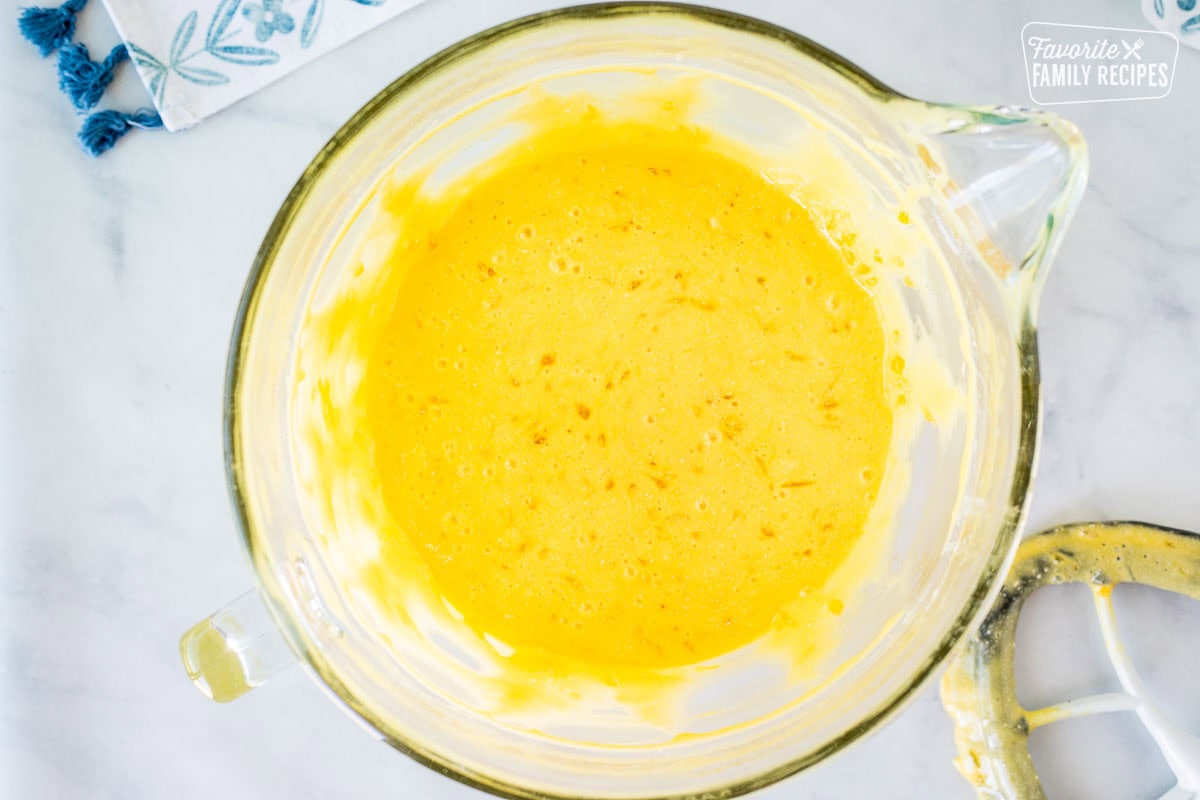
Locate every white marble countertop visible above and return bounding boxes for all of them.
[3,0,1199,797]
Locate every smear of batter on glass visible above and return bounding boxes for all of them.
[358,104,894,671]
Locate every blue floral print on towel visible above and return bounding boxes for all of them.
[81,0,425,130]
[243,0,295,42]
[125,0,396,105]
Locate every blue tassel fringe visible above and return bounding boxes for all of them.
[58,42,128,110]
[79,108,162,157]
[18,0,87,56]
[19,0,160,155]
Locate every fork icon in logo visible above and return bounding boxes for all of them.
[1122,38,1145,59]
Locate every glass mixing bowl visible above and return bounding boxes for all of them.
[180,4,1087,798]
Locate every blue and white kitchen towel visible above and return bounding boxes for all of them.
[19,0,428,154]
[1143,0,1200,42]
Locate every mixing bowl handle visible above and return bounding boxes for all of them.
[179,589,296,702]
[908,102,1088,321]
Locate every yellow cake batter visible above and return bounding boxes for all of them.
[360,112,892,671]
